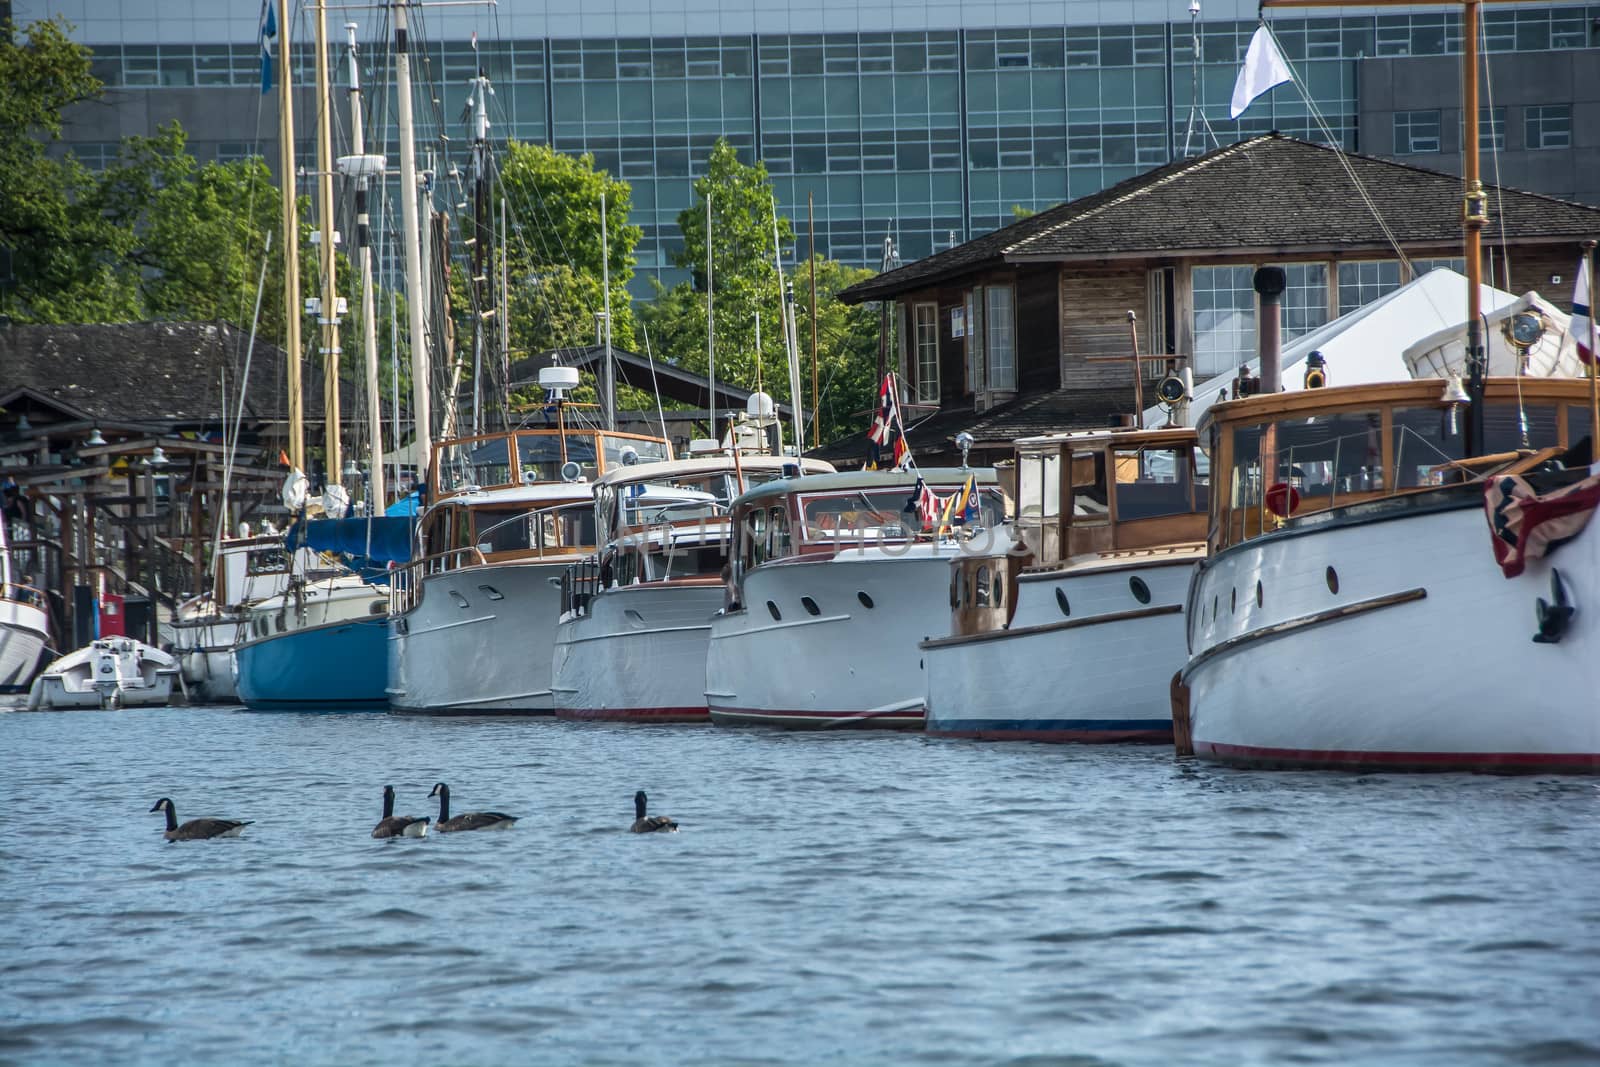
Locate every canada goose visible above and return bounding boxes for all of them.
[427,782,517,832]
[630,790,678,833]
[149,797,252,841]
[372,785,430,839]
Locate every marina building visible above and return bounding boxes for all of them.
[16,1,1597,295]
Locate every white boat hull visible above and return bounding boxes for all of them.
[924,556,1195,742]
[169,615,246,704]
[27,638,180,710]
[1185,487,1600,772]
[0,598,48,690]
[706,545,960,729]
[388,560,569,714]
[552,581,722,722]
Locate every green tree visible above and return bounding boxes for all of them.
[793,256,879,446]
[497,141,640,357]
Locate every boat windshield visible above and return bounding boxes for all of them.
[800,487,1005,541]
[517,432,597,482]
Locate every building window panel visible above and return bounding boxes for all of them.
[1394,109,1441,153]
[1337,260,1401,315]
[1525,105,1572,150]
[1192,265,1257,379]
[1282,263,1329,341]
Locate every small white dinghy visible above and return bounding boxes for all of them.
[27,637,181,710]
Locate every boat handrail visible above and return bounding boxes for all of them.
[388,546,488,613]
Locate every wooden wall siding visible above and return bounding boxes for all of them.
[1060,267,1150,390]
[1503,244,1585,309]
[1017,269,1060,392]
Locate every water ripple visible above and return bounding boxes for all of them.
[1,707,1597,1066]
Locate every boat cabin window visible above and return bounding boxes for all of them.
[1112,446,1202,520]
[768,506,791,559]
[469,505,595,557]
[646,543,728,580]
[742,506,769,568]
[801,488,1002,541]
[438,437,512,493]
[517,432,598,483]
[603,435,670,471]
[1016,450,1061,522]
[1070,452,1109,521]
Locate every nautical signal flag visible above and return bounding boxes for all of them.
[866,372,900,467]
[892,435,910,470]
[259,0,277,94]
[1230,25,1293,119]
[1573,252,1597,366]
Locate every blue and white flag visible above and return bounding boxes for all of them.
[259,0,278,94]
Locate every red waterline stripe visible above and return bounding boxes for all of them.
[1197,740,1600,773]
[929,727,1172,744]
[555,706,708,723]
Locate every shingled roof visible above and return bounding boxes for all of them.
[839,134,1600,303]
[0,321,351,426]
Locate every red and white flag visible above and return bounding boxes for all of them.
[1573,253,1597,366]
[867,373,898,446]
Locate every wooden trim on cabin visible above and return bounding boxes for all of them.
[920,603,1182,651]
[1181,587,1428,682]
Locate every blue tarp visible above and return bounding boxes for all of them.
[386,490,422,517]
[300,517,413,564]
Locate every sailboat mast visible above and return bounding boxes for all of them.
[344,22,387,507]
[277,0,303,472]
[471,64,491,437]
[1461,0,1488,454]
[601,191,615,432]
[706,193,715,440]
[393,1,432,482]
[312,0,344,490]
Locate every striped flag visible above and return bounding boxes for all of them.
[1574,253,1596,366]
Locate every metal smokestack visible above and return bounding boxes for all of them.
[1254,267,1286,395]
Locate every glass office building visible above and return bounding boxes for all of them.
[22,1,1595,293]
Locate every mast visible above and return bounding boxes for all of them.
[601,190,615,431]
[706,193,715,440]
[312,0,343,493]
[470,60,492,437]
[1461,0,1488,455]
[276,0,304,472]
[499,196,510,428]
[393,1,432,481]
[342,21,387,507]
[809,191,818,427]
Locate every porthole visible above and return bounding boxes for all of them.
[1129,576,1151,605]
[1055,587,1070,617]
[767,600,782,621]
[1255,580,1264,608]
[994,579,1004,609]
[368,601,386,616]
[1230,588,1236,614]
[1325,566,1339,595]
[625,609,645,624]
[477,584,504,601]
[1212,594,1218,621]
[801,596,821,616]
[857,591,874,609]
[949,577,958,609]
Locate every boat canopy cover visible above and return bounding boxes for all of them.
[298,517,412,565]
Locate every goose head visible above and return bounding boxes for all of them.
[149,798,173,814]
[428,783,448,800]
[634,791,647,820]
[382,785,396,819]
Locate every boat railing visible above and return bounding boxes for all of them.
[560,558,602,618]
[388,546,488,613]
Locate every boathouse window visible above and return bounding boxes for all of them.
[1336,261,1401,315]
[1282,263,1329,341]
[913,302,940,403]
[1192,265,1256,378]
[984,285,1016,392]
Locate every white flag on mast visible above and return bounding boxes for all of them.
[1230,25,1293,119]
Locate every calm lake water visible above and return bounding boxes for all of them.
[3,706,1598,1066]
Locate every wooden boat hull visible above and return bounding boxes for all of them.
[552,581,721,723]
[705,545,969,730]
[388,559,567,715]
[1185,488,1600,772]
[234,615,388,711]
[923,555,1196,743]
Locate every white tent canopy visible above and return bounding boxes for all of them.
[1146,269,1522,429]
